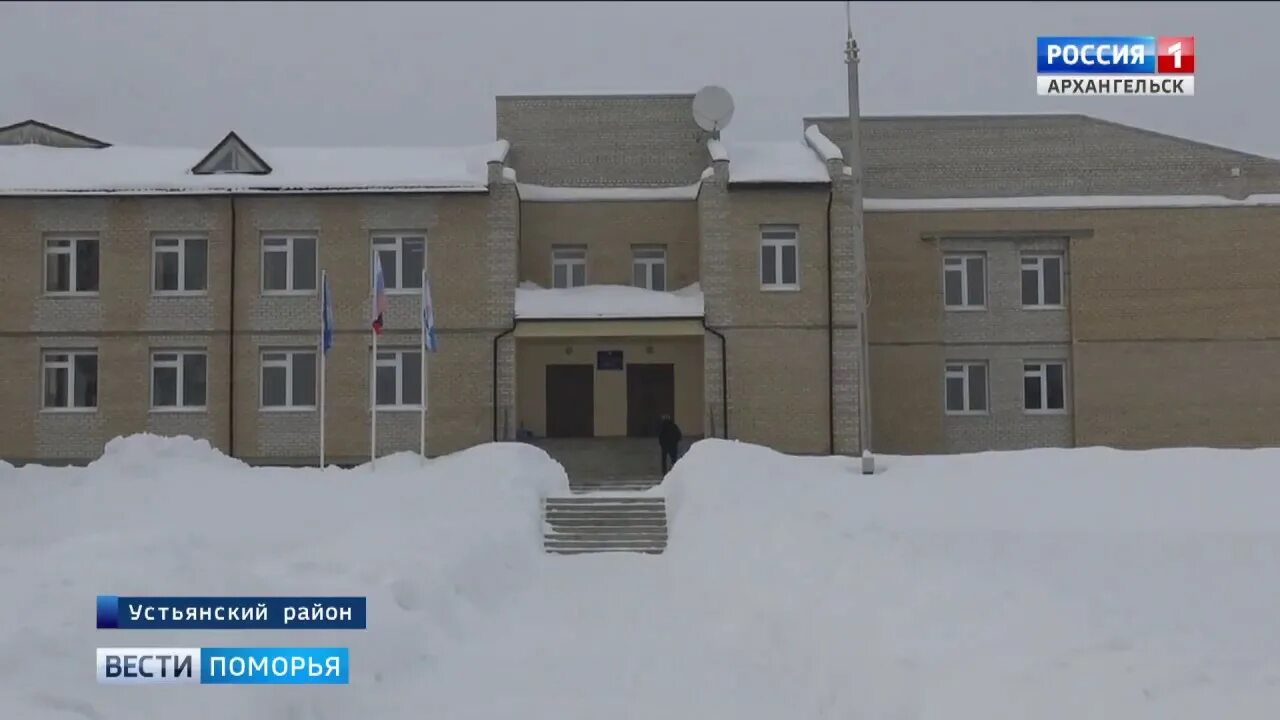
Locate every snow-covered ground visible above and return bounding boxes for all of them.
[3,435,1279,718]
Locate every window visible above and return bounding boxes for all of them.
[260,350,317,409]
[1021,253,1065,307]
[1024,361,1067,413]
[153,236,208,293]
[373,350,422,409]
[261,234,317,293]
[944,362,988,414]
[943,253,985,309]
[760,225,799,289]
[371,233,426,292]
[42,350,98,410]
[44,235,99,294]
[551,246,587,289]
[632,246,667,291]
[151,351,208,410]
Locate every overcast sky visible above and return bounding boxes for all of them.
[2,1,1277,157]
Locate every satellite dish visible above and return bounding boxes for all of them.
[692,85,735,134]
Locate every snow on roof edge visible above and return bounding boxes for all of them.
[706,139,729,162]
[515,282,705,320]
[865,194,1280,211]
[487,139,511,164]
[517,183,700,202]
[0,185,489,197]
[803,125,843,162]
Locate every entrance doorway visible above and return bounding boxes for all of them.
[626,363,675,437]
[545,364,595,437]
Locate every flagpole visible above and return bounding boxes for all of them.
[420,267,427,463]
[319,270,327,469]
[370,326,377,468]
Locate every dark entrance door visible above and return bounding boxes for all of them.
[626,363,675,437]
[545,364,595,438]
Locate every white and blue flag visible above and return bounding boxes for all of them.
[421,272,438,353]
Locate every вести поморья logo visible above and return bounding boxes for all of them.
[1036,36,1195,96]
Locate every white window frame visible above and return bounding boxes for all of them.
[260,234,318,295]
[43,234,99,296]
[631,245,667,291]
[760,225,800,291]
[150,350,209,412]
[1021,252,1066,309]
[943,252,986,310]
[944,361,989,415]
[152,234,209,295]
[372,348,423,410]
[259,349,317,411]
[1023,360,1068,414]
[371,232,427,294]
[551,246,587,289]
[41,349,98,412]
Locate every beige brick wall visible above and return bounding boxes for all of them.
[866,205,1280,453]
[723,328,830,454]
[2,191,503,464]
[516,336,704,438]
[0,336,37,460]
[720,187,829,326]
[1069,206,1280,341]
[1075,340,1280,449]
[867,344,944,454]
[0,196,233,335]
[518,200,699,288]
[231,193,504,461]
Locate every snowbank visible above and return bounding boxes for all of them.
[0,434,566,718]
[515,282,704,319]
[0,142,509,194]
[5,435,1280,718]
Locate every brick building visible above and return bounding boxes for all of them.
[2,98,1280,465]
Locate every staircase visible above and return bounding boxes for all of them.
[542,496,668,555]
[532,438,676,555]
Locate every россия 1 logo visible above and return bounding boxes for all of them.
[1036,36,1195,96]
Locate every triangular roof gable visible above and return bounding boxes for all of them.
[191,131,272,175]
[0,119,110,148]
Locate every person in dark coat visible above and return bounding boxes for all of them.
[657,414,682,474]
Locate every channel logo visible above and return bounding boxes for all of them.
[1036,35,1195,96]
[96,647,349,685]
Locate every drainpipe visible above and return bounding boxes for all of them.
[826,189,835,455]
[492,323,516,441]
[701,318,728,438]
[228,195,237,459]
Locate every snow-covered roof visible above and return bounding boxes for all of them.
[515,283,704,320]
[720,140,831,184]
[0,142,512,195]
[865,194,1280,211]
[517,183,700,202]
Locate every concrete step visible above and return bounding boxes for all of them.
[544,539,666,551]
[545,518,667,528]
[546,496,663,505]
[547,547,664,555]
[542,492,669,556]
[545,527,670,538]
